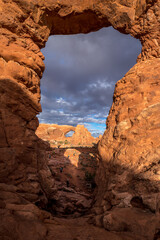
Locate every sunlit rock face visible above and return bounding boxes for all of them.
[36,123,98,146]
[36,124,76,140]
[96,58,160,239]
[0,0,160,239]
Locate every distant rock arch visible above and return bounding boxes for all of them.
[65,130,75,137]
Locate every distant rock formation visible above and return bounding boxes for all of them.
[72,125,98,145]
[36,124,76,140]
[36,124,99,146]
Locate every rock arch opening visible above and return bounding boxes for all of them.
[65,131,75,137]
[38,27,141,139]
[0,1,160,239]
[34,26,142,218]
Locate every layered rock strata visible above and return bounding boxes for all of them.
[0,0,160,239]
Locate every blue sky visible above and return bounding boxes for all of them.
[38,27,141,137]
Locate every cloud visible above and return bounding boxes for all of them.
[56,97,72,107]
[38,27,141,137]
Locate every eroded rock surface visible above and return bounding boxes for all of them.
[44,146,98,216]
[36,123,98,146]
[95,58,160,239]
[0,0,160,239]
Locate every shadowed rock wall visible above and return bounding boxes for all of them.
[0,0,160,239]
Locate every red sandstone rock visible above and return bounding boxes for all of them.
[36,124,98,146]
[36,123,76,141]
[72,125,97,145]
[0,0,160,239]
[96,59,160,236]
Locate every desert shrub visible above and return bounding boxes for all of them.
[65,173,72,178]
[85,171,95,182]
[64,140,69,144]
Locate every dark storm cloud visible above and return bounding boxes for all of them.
[38,27,141,136]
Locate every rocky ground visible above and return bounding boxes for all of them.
[42,145,99,216]
[0,144,147,240]
[44,216,137,240]
[0,199,137,240]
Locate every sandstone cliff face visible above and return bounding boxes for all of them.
[0,0,160,239]
[96,58,160,238]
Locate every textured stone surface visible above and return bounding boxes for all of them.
[72,125,98,145]
[36,124,76,140]
[36,123,98,145]
[96,59,160,238]
[44,146,99,216]
[0,0,160,239]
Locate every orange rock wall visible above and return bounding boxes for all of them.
[0,0,160,238]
